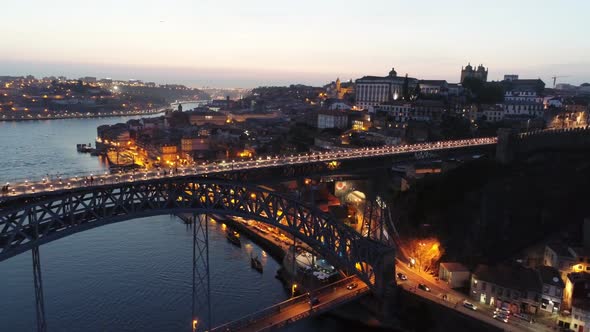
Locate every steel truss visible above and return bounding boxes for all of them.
[0,178,393,291]
[32,245,47,332]
[191,213,211,332]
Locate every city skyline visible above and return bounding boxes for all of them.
[1,0,589,88]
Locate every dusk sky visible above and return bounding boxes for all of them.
[1,0,589,88]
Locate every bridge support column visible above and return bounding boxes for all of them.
[192,213,211,332]
[32,246,47,332]
[373,248,396,298]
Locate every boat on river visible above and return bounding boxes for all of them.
[226,230,241,247]
[251,255,263,273]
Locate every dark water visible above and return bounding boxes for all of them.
[0,118,354,332]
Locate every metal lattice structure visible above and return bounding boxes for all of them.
[32,245,47,332]
[0,177,393,292]
[191,213,211,332]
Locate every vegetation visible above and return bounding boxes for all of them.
[462,77,505,104]
[392,150,590,267]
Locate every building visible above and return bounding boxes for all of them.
[325,78,355,99]
[571,300,590,332]
[438,262,470,289]
[327,100,353,111]
[504,74,519,81]
[181,136,209,153]
[374,100,445,123]
[481,104,504,122]
[317,110,348,129]
[470,264,542,315]
[418,80,448,96]
[355,68,418,111]
[187,110,228,126]
[460,63,488,83]
[544,244,577,275]
[537,266,565,313]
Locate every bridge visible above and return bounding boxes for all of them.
[4,128,587,332]
[0,177,394,331]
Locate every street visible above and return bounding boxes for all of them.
[396,261,555,332]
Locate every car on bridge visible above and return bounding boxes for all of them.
[346,282,358,290]
[418,283,430,292]
[397,273,407,281]
[309,296,320,306]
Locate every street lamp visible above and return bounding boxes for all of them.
[192,319,198,332]
[291,283,298,297]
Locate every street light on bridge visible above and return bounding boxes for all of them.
[192,319,198,332]
[291,283,297,297]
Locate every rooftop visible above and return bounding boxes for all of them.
[440,262,470,272]
[537,266,565,288]
[473,264,541,292]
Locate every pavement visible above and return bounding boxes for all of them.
[396,261,557,332]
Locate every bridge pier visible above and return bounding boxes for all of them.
[32,245,47,332]
[373,248,396,299]
[191,213,211,332]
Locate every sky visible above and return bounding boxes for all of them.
[1,0,589,88]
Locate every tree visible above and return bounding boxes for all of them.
[412,83,421,100]
[402,74,410,100]
[406,237,444,272]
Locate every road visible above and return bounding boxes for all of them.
[1,137,496,198]
[210,276,369,332]
[395,261,554,332]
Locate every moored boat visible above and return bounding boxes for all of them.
[226,230,241,247]
[250,255,263,273]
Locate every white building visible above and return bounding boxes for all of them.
[481,104,504,122]
[355,68,417,111]
[418,80,448,96]
[317,111,348,129]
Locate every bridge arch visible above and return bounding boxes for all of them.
[0,177,394,292]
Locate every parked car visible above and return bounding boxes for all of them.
[397,273,408,281]
[493,313,509,323]
[462,300,477,311]
[418,283,431,292]
[346,282,358,290]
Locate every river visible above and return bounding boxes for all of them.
[0,117,360,332]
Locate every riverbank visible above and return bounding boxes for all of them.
[0,109,166,122]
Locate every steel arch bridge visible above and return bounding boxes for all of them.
[0,177,394,290]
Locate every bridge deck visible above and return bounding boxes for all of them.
[0,137,496,201]
[210,276,368,332]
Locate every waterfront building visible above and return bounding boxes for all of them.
[355,68,418,111]
[460,63,488,83]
